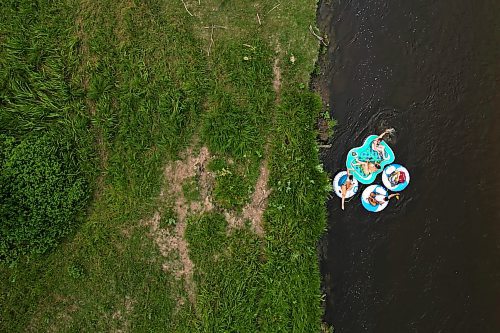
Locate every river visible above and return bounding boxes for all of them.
[315,0,500,331]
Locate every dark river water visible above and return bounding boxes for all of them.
[315,0,500,331]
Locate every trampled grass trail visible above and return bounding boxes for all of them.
[0,1,332,331]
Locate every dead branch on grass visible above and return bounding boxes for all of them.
[267,3,281,14]
[181,0,193,16]
[309,25,328,46]
[243,44,256,51]
[203,25,227,56]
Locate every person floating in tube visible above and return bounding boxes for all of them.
[341,169,354,210]
[353,158,381,176]
[367,192,400,206]
[389,169,406,187]
[371,128,395,159]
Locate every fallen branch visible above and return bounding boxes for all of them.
[203,25,227,29]
[257,13,261,25]
[309,25,328,46]
[207,26,214,56]
[203,25,227,56]
[243,44,256,50]
[267,3,280,14]
[181,0,193,16]
[318,144,332,149]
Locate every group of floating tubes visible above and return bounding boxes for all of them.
[346,135,395,184]
[334,133,410,212]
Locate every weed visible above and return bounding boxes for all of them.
[182,177,201,203]
[67,263,86,279]
[160,208,178,228]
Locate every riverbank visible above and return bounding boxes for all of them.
[1,0,331,331]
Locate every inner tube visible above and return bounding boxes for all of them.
[361,185,389,212]
[346,135,395,185]
[382,164,410,191]
[333,171,359,198]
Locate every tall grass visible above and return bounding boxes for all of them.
[1,0,330,331]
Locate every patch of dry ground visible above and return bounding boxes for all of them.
[273,43,282,102]
[224,160,270,236]
[144,146,213,305]
[111,296,136,333]
[144,142,273,305]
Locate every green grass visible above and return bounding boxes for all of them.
[186,213,263,332]
[0,0,330,331]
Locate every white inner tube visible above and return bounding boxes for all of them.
[361,185,389,212]
[333,171,359,199]
[382,164,410,191]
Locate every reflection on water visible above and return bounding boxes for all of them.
[316,0,500,331]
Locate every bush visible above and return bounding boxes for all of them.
[0,134,88,261]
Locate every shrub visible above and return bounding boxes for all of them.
[0,134,88,261]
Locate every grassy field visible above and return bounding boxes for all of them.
[0,0,331,331]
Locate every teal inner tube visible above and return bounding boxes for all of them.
[346,135,395,184]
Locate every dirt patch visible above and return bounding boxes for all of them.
[145,144,271,306]
[144,146,214,306]
[224,160,271,236]
[242,161,270,236]
[111,296,136,333]
[272,43,282,101]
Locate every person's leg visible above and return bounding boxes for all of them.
[341,186,346,210]
[363,164,370,175]
[387,193,400,200]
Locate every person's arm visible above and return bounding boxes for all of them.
[378,128,393,140]
[377,130,388,140]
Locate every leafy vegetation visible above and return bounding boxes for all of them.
[0,0,330,331]
[0,134,88,261]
